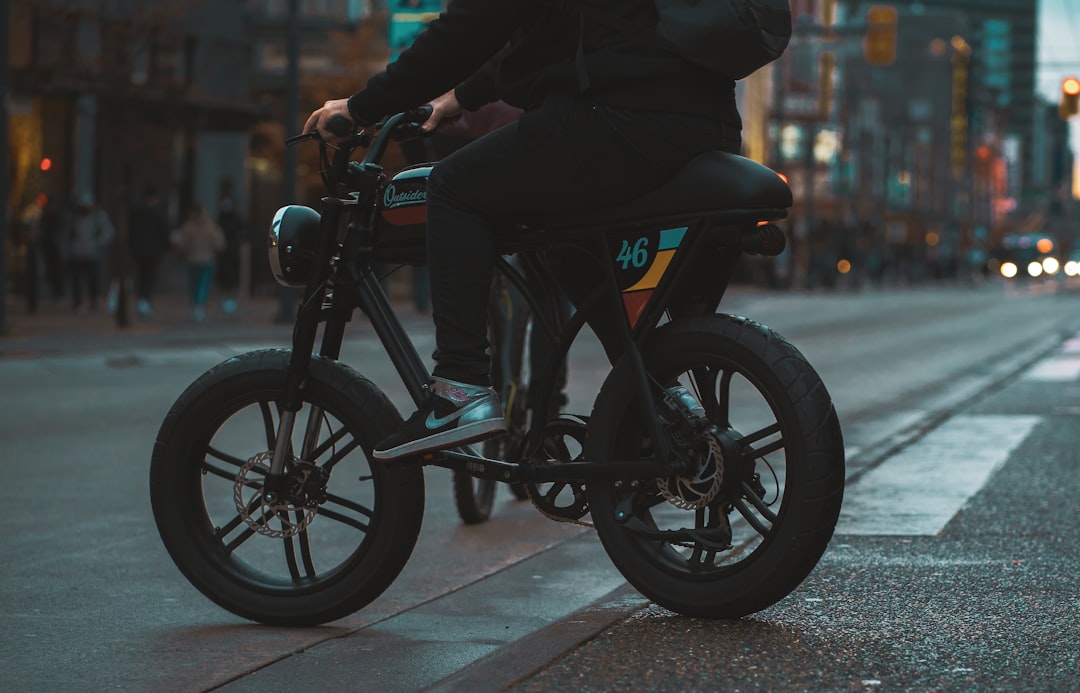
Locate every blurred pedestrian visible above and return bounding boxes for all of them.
[64,191,115,314]
[127,185,171,319]
[18,196,45,314]
[39,196,70,301]
[172,204,225,322]
[216,184,245,314]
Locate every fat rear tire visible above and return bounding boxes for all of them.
[587,315,845,619]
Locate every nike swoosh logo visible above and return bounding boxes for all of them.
[425,397,489,430]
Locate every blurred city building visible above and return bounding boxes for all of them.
[4,0,1077,302]
[756,0,1075,288]
[8,0,262,231]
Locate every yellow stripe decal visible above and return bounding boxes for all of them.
[391,12,440,22]
[624,249,675,292]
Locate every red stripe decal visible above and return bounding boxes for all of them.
[382,205,427,226]
[622,290,652,328]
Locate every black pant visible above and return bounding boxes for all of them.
[133,255,162,302]
[425,94,739,386]
[69,258,102,309]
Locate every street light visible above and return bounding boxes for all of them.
[1059,77,1080,119]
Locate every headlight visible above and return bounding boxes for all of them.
[1027,261,1043,278]
[1042,257,1060,275]
[1000,261,1018,279]
[268,205,321,288]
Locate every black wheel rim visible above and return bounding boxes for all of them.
[185,388,384,594]
[606,353,798,580]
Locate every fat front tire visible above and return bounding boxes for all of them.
[150,349,425,626]
[587,315,845,619]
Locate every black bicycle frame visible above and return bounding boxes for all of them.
[266,113,772,489]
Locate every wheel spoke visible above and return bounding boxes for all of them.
[296,524,315,576]
[308,421,350,461]
[205,446,248,470]
[214,512,246,540]
[315,505,370,532]
[693,367,733,426]
[323,492,375,519]
[281,513,316,580]
[216,493,265,549]
[740,481,778,522]
[202,458,243,482]
[321,437,362,472]
[317,492,374,532]
[223,523,260,554]
[741,436,785,462]
[732,497,771,535]
[688,508,717,566]
[282,518,302,580]
[739,422,781,447]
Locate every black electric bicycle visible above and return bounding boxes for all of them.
[149,108,845,626]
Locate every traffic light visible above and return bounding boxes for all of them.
[864,5,897,66]
[1059,77,1080,119]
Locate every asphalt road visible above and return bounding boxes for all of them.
[2,280,1078,692]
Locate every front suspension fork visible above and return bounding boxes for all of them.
[265,202,350,489]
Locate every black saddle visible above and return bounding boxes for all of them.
[522,151,792,230]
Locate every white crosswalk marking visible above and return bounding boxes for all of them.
[1023,356,1080,381]
[835,415,1041,536]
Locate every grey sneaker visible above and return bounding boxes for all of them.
[663,384,706,418]
[373,377,506,461]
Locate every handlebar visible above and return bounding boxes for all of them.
[286,105,435,148]
[285,104,436,196]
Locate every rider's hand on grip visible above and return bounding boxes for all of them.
[326,115,356,139]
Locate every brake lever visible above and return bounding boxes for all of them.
[286,114,362,147]
[286,131,321,146]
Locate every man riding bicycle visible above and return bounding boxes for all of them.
[304,0,742,461]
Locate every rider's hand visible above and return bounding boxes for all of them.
[303,98,355,143]
[422,90,464,133]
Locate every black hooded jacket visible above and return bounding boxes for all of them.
[347,0,740,129]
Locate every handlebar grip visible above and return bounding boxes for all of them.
[326,114,355,138]
[408,105,434,123]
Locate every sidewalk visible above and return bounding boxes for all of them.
[0,291,291,357]
[0,288,433,359]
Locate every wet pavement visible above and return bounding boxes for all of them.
[500,330,1080,692]
[3,285,1078,692]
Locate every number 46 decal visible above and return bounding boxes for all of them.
[616,237,650,269]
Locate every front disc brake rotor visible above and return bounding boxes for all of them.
[233,451,320,538]
[656,428,725,510]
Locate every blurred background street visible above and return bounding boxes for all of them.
[3,0,1080,323]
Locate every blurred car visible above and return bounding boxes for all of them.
[994,232,1060,280]
[1063,251,1080,278]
